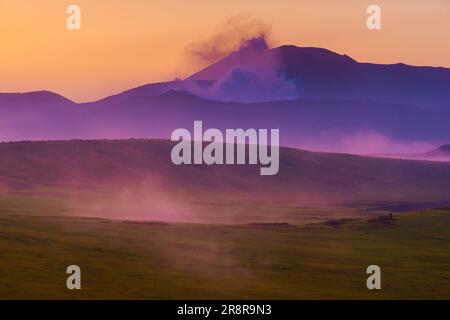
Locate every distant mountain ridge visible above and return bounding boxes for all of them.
[1,45,450,153]
[3,45,450,107]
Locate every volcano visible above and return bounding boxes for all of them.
[189,45,450,108]
[1,45,450,154]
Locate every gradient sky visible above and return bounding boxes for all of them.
[1,0,449,102]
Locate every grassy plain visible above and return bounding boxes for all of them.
[1,195,449,299]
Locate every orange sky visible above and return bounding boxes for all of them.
[1,0,449,102]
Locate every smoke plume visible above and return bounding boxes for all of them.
[185,14,272,64]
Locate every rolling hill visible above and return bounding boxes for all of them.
[1,139,450,208]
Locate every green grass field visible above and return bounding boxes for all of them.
[1,196,449,299]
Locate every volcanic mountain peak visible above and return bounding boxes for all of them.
[188,45,356,81]
[186,43,450,107]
